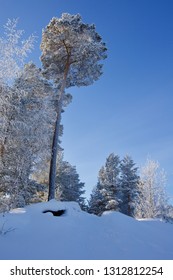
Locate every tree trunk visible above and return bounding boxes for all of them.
[128,193,131,216]
[48,111,61,200]
[48,58,70,201]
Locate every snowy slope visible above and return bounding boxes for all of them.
[0,200,173,260]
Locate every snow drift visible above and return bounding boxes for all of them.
[0,200,173,260]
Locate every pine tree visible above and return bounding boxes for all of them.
[40,13,107,200]
[120,155,139,217]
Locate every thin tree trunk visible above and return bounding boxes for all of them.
[48,57,70,201]
[128,193,131,216]
[48,112,61,200]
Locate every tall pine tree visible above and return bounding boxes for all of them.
[40,13,107,200]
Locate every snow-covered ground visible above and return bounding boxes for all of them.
[0,200,173,260]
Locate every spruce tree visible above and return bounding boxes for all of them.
[99,153,121,212]
[120,155,139,217]
[88,153,121,215]
[55,160,86,208]
[88,183,105,215]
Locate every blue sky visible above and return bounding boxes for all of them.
[1,0,173,199]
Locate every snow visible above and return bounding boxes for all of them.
[0,200,173,260]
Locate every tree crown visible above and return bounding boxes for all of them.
[40,13,107,87]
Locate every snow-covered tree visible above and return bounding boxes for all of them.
[165,204,173,223]
[40,13,107,200]
[98,154,121,212]
[88,182,105,215]
[0,18,35,85]
[55,159,86,208]
[0,84,28,210]
[0,63,56,210]
[120,155,139,217]
[88,153,121,215]
[135,158,168,219]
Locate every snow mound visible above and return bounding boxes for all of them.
[0,200,173,260]
[25,199,82,216]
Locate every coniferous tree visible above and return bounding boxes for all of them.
[99,154,121,212]
[120,155,139,217]
[88,153,121,215]
[88,182,105,215]
[55,159,86,208]
[40,13,107,200]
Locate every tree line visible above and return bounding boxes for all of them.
[88,153,172,220]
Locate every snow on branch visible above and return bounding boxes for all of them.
[0,18,36,85]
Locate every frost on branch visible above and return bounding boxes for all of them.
[0,64,56,210]
[88,154,121,215]
[135,158,168,219]
[0,18,35,85]
[40,13,107,87]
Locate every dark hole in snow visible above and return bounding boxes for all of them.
[42,209,66,216]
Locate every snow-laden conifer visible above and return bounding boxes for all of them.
[40,13,107,200]
[55,159,86,208]
[120,155,139,217]
[88,153,121,215]
[88,183,105,215]
[98,154,121,212]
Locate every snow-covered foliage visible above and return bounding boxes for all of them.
[119,155,139,217]
[40,13,107,86]
[135,158,168,219]
[88,154,140,217]
[88,153,121,215]
[98,153,121,212]
[28,151,87,208]
[0,200,173,259]
[55,159,86,208]
[0,64,56,210]
[88,183,105,215]
[40,13,107,200]
[0,19,35,85]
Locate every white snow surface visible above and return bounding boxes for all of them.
[0,200,173,260]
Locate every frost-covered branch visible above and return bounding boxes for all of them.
[0,18,35,85]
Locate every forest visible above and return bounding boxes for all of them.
[0,14,173,222]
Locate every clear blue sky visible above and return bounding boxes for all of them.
[1,0,173,199]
